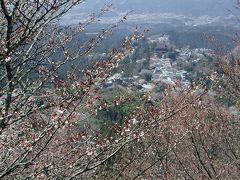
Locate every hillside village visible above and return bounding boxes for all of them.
[103,34,213,93]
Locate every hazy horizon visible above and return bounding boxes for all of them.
[79,0,235,16]
[62,0,238,27]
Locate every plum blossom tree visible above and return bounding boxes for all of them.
[0,0,145,178]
